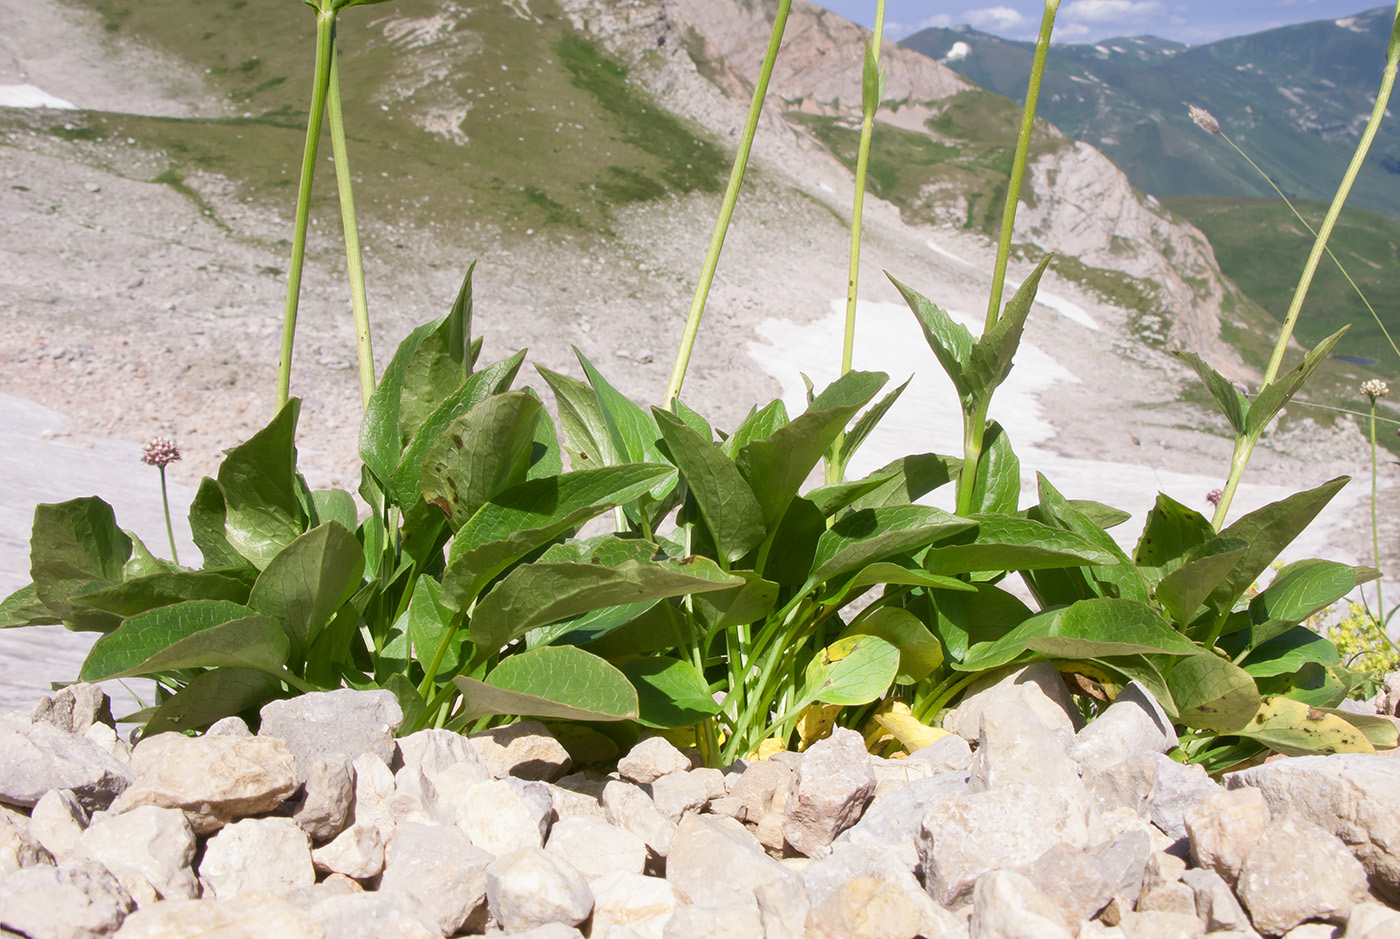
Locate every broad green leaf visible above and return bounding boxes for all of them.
[1207,477,1349,617]
[809,505,975,587]
[822,562,974,610]
[1245,327,1349,437]
[219,399,306,570]
[248,523,364,656]
[306,589,371,689]
[801,634,900,706]
[526,400,564,481]
[1173,351,1248,435]
[420,392,543,529]
[958,599,1198,672]
[736,371,886,527]
[807,471,900,518]
[837,378,910,468]
[1249,560,1366,642]
[537,364,619,470]
[526,599,657,649]
[311,489,358,534]
[388,350,526,507]
[0,584,59,628]
[30,497,132,632]
[1030,474,1150,603]
[654,408,765,564]
[966,255,1052,400]
[580,603,682,659]
[122,532,171,581]
[924,515,1117,576]
[692,571,779,631]
[620,657,720,728]
[671,397,713,441]
[1093,654,1178,717]
[927,583,1034,663]
[142,667,283,737]
[721,400,789,459]
[1316,708,1398,750]
[1066,501,1132,531]
[1154,537,1250,626]
[407,577,460,679]
[1167,653,1260,733]
[361,319,440,483]
[1260,661,1350,708]
[469,557,742,651]
[843,607,943,685]
[889,276,973,401]
[76,572,250,618]
[188,478,249,573]
[399,264,475,442]
[378,673,428,732]
[1133,493,1217,586]
[1240,626,1339,678]
[81,600,288,681]
[438,464,674,611]
[1235,695,1374,756]
[968,421,1020,515]
[761,497,825,587]
[846,453,961,512]
[575,349,665,469]
[454,646,638,722]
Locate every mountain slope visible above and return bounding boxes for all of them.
[901,7,1400,219]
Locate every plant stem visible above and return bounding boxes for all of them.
[326,35,376,409]
[983,0,1059,333]
[158,467,179,566]
[1212,4,1399,526]
[276,9,336,411]
[1371,400,1385,616]
[828,0,886,485]
[663,0,792,407]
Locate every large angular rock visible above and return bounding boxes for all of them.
[720,759,792,824]
[1181,867,1253,934]
[1084,754,1156,819]
[0,859,134,939]
[666,814,802,910]
[1148,754,1219,843]
[108,733,297,835]
[649,771,711,823]
[111,897,324,938]
[0,804,55,874]
[1227,755,1400,903]
[782,728,875,859]
[0,721,132,811]
[290,758,356,844]
[1237,812,1369,936]
[1018,834,1149,928]
[661,903,764,939]
[1184,787,1270,887]
[308,891,437,939]
[311,753,395,880]
[803,845,958,939]
[968,870,1073,939]
[942,663,1082,746]
[1069,682,1176,770]
[31,685,114,736]
[835,771,968,873]
[199,817,314,899]
[918,781,1097,908]
[545,815,647,881]
[589,872,677,939]
[467,722,571,782]
[603,781,678,857]
[617,738,691,785]
[30,789,88,860]
[968,700,1082,794]
[71,805,197,904]
[394,729,489,784]
[446,777,552,856]
[259,690,401,774]
[905,734,973,775]
[486,847,593,934]
[380,822,492,936]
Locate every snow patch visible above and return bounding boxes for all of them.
[0,85,76,110]
[943,41,971,63]
[925,239,973,268]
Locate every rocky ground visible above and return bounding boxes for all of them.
[3,665,1400,938]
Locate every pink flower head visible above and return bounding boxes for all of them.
[141,436,181,469]
[1206,488,1223,507]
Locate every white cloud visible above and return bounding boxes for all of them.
[1061,0,1163,26]
[889,13,952,37]
[963,6,1028,31]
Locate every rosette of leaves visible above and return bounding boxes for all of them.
[885,271,1392,771]
[0,270,746,739]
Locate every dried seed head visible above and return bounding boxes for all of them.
[1189,104,1221,135]
[141,436,181,469]
[1206,488,1223,507]
[1361,379,1390,402]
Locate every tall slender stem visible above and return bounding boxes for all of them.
[984,0,1059,333]
[276,9,336,410]
[827,0,886,485]
[326,36,376,409]
[1371,401,1385,616]
[663,0,793,407]
[1212,3,1398,527]
[158,467,179,566]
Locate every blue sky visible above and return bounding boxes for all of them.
[820,1,1385,45]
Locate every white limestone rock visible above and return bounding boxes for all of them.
[485,846,593,934]
[468,722,571,782]
[199,817,314,899]
[71,805,197,904]
[544,815,647,881]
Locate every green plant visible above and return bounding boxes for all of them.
[141,437,183,567]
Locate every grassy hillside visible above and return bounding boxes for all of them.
[1165,196,1400,364]
[5,0,729,237]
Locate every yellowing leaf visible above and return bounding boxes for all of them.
[872,699,949,752]
[747,737,787,761]
[797,703,842,750]
[1236,695,1377,757]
